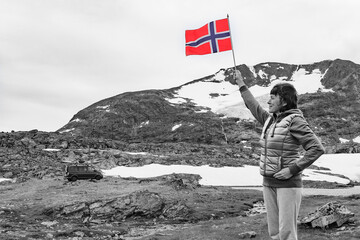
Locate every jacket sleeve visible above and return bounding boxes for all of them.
[240,86,270,126]
[288,116,325,175]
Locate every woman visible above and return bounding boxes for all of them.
[235,70,325,240]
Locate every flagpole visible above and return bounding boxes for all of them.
[227,14,238,79]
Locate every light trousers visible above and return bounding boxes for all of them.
[263,186,302,240]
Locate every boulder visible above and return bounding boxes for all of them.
[238,231,256,239]
[300,201,355,228]
[46,191,165,222]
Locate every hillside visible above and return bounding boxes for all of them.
[57,59,360,152]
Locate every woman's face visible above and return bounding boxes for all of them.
[268,94,285,114]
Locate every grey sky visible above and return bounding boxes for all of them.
[1,0,360,132]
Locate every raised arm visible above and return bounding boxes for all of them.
[235,70,270,125]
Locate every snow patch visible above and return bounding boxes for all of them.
[174,78,239,113]
[96,105,111,112]
[165,97,187,104]
[171,66,330,120]
[320,88,334,93]
[339,136,360,143]
[139,121,149,127]
[43,148,61,152]
[291,68,324,94]
[195,109,209,113]
[258,69,268,79]
[124,152,148,155]
[0,178,14,183]
[340,138,350,143]
[213,70,226,81]
[103,164,261,186]
[102,154,360,186]
[249,66,257,78]
[309,153,360,182]
[59,128,75,133]
[96,105,110,109]
[70,118,82,123]
[303,170,349,184]
[172,124,182,131]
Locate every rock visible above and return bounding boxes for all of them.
[37,144,46,150]
[3,171,13,178]
[162,201,191,220]
[45,233,54,239]
[63,150,78,163]
[49,191,165,222]
[2,164,12,169]
[74,231,85,237]
[238,231,256,238]
[160,173,201,190]
[41,221,58,227]
[300,201,355,228]
[60,141,69,149]
[245,201,266,216]
[20,137,37,148]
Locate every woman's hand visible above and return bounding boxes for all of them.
[235,70,246,88]
[273,168,293,180]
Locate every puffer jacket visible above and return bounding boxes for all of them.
[260,110,303,177]
[240,87,325,188]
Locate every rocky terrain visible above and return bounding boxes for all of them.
[0,128,359,240]
[0,173,359,239]
[1,130,359,185]
[1,59,360,239]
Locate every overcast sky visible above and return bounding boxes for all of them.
[1,0,360,132]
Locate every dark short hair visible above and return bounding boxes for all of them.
[270,83,298,112]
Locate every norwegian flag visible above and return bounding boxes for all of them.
[185,18,232,56]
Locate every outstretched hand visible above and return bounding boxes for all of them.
[273,168,293,180]
[234,70,246,88]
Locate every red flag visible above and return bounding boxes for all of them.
[185,18,232,56]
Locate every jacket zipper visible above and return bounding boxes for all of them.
[264,115,277,176]
[264,132,267,175]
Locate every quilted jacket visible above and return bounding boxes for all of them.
[240,87,325,188]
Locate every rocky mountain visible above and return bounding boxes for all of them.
[1,58,360,182]
[57,58,360,152]
[1,59,360,240]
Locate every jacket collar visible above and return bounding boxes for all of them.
[273,109,303,122]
